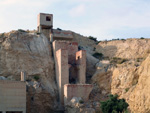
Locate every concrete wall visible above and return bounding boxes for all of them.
[53,41,78,64]
[53,41,92,106]
[64,84,93,105]
[0,80,26,113]
[76,50,86,84]
[56,49,69,105]
[53,29,73,41]
[37,13,53,28]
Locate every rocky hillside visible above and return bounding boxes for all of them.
[0,30,98,113]
[1,30,150,113]
[96,38,150,59]
[92,39,150,113]
[0,31,58,113]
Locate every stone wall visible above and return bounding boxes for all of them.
[64,84,93,105]
[0,80,26,113]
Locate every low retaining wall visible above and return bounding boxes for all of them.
[64,84,93,105]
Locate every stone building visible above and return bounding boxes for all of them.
[0,80,26,113]
[37,13,73,42]
[37,13,53,32]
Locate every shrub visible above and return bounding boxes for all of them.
[78,46,83,50]
[111,57,127,64]
[89,36,97,42]
[136,58,144,62]
[36,32,41,35]
[117,59,127,64]
[34,75,40,81]
[125,88,129,92]
[93,52,103,59]
[18,29,26,32]
[121,39,126,41]
[79,100,84,104]
[140,37,144,39]
[100,94,129,113]
[0,33,4,38]
[112,38,120,41]
[57,28,62,31]
[96,41,101,45]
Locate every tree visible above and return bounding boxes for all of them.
[100,94,129,113]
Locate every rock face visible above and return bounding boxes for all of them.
[65,97,95,113]
[96,39,150,58]
[0,31,58,113]
[127,55,150,113]
[92,48,150,112]
[73,32,96,54]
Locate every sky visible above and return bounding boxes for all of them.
[0,0,150,41]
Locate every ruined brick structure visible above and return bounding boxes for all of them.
[37,13,73,42]
[38,13,93,108]
[53,41,93,106]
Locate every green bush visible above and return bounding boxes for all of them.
[125,88,129,92]
[36,32,41,35]
[112,38,120,41]
[100,94,129,113]
[111,57,127,64]
[93,52,103,59]
[0,33,4,38]
[136,58,144,62]
[140,37,144,39]
[79,100,84,104]
[57,28,62,31]
[89,36,97,42]
[121,39,126,41]
[18,29,26,32]
[34,76,40,81]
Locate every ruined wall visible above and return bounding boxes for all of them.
[53,41,78,64]
[76,50,86,84]
[53,29,73,41]
[56,49,69,105]
[0,80,26,113]
[64,84,93,105]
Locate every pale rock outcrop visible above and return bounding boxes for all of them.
[92,52,150,113]
[127,55,150,113]
[86,53,99,79]
[96,39,150,58]
[0,31,58,113]
[73,32,96,54]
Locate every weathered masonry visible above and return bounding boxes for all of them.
[0,80,26,113]
[53,41,93,106]
[37,13,93,108]
[37,13,73,42]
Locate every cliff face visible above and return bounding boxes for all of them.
[92,39,150,113]
[96,39,150,58]
[127,55,150,113]
[0,31,58,113]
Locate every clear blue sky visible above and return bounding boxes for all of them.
[0,0,150,40]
